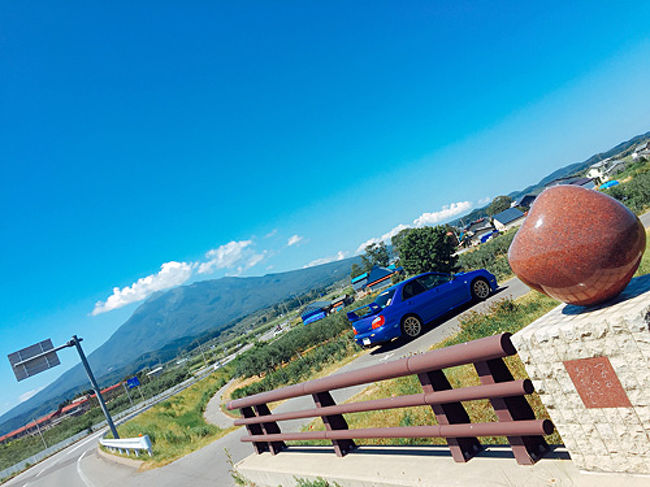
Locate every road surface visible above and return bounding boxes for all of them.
[6,210,649,487]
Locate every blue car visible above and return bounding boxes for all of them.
[347,270,498,347]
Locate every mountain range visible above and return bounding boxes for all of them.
[3,130,649,435]
[0,257,359,434]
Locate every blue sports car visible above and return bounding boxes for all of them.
[347,270,498,347]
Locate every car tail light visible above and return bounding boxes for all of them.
[353,327,358,335]
[372,315,385,329]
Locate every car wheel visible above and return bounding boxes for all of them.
[471,278,491,301]
[401,315,423,339]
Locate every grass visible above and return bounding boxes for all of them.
[299,291,561,447]
[106,367,233,468]
[299,229,650,448]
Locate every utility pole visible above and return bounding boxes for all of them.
[32,418,47,449]
[194,339,208,367]
[70,336,119,439]
[122,381,133,407]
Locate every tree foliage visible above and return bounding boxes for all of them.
[487,195,512,216]
[390,228,412,257]
[350,263,363,279]
[398,226,458,275]
[361,242,389,270]
[603,169,650,214]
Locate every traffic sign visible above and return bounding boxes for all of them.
[126,376,141,389]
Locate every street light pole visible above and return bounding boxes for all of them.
[70,336,119,439]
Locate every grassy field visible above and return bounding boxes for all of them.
[299,229,650,448]
[300,291,561,446]
[107,367,232,468]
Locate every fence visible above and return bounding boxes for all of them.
[228,333,554,465]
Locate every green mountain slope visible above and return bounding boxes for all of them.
[0,257,359,434]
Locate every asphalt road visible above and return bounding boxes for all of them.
[6,210,650,487]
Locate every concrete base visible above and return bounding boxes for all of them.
[236,446,650,487]
[96,446,145,469]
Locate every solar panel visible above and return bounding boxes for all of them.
[8,339,61,381]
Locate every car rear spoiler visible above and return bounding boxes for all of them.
[346,302,381,322]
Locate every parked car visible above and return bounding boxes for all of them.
[347,270,498,347]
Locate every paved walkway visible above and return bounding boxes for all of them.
[203,379,237,429]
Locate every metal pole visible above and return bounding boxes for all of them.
[122,382,133,406]
[70,336,119,439]
[195,340,207,367]
[33,418,47,449]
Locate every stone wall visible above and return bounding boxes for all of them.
[512,275,650,474]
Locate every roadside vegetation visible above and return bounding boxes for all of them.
[603,163,650,214]
[301,228,650,447]
[107,366,232,467]
[230,296,373,400]
[457,230,516,281]
[301,291,561,447]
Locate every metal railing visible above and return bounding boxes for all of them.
[227,333,554,465]
[99,435,153,457]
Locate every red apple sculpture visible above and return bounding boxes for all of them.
[508,185,646,306]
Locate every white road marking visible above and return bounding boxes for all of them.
[66,429,105,456]
[379,353,394,362]
[76,450,95,487]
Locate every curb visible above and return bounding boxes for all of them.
[96,445,145,469]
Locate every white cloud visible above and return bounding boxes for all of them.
[246,252,266,269]
[264,229,278,238]
[413,201,473,227]
[356,224,410,254]
[19,387,44,403]
[287,234,303,246]
[92,261,194,315]
[303,250,348,268]
[478,196,491,205]
[355,201,474,253]
[197,240,252,274]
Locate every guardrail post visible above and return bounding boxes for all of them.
[253,403,286,455]
[240,406,269,454]
[418,370,482,462]
[312,391,356,457]
[474,358,549,465]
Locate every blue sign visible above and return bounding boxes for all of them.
[126,376,141,389]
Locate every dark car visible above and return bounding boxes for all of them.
[347,269,497,347]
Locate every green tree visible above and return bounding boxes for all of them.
[350,263,363,279]
[487,195,512,216]
[399,226,458,275]
[361,242,389,270]
[390,227,412,260]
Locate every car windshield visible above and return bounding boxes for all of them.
[374,289,395,309]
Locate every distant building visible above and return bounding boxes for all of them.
[511,193,537,209]
[632,142,650,160]
[146,366,164,378]
[301,301,332,325]
[492,208,526,232]
[330,294,354,313]
[0,382,124,444]
[586,159,625,183]
[351,272,368,292]
[350,265,403,296]
[463,218,495,246]
[547,176,596,190]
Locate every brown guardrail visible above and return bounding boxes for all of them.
[227,333,553,465]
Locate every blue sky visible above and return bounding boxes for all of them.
[2,1,650,417]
